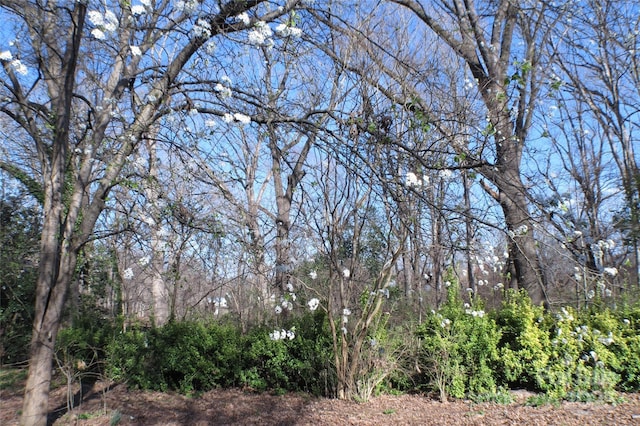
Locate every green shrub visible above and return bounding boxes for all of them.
[240,311,332,395]
[494,289,551,390]
[106,313,332,396]
[105,328,152,389]
[92,291,640,401]
[541,306,620,400]
[417,283,500,400]
[106,321,243,394]
[56,315,118,378]
[0,196,40,366]
[611,303,640,391]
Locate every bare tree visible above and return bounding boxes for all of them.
[313,0,570,304]
[302,148,406,400]
[550,0,640,287]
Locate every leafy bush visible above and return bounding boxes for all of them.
[611,302,640,391]
[64,288,640,402]
[417,287,639,402]
[0,195,40,365]
[240,311,333,395]
[105,327,152,389]
[416,283,500,400]
[56,314,119,376]
[106,321,243,394]
[106,313,332,396]
[494,289,551,390]
[541,306,620,401]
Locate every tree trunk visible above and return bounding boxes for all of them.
[20,3,86,423]
[496,169,546,305]
[22,232,79,426]
[21,333,55,426]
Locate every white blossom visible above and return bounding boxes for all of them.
[248,21,273,46]
[342,268,350,278]
[235,12,250,26]
[103,10,119,32]
[176,0,199,14]
[88,10,104,26]
[233,113,251,124]
[204,40,216,55]
[138,255,151,266]
[284,300,293,311]
[123,268,134,280]
[274,305,283,314]
[269,329,281,340]
[438,169,453,180]
[0,50,13,61]
[131,5,146,15]
[248,29,266,45]
[130,45,142,56]
[255,21,272,37]
[559,307,574,322]
[307,298,320,311]
[10,60,27,75]
[275,23,289,35]
[223,113,234,123]
[214,83,232,99]
[309,270,317,280]
[193,18,211,38]
[405,172,420,187]
[205,119,217,128]
[269,328,295,341]
[140,0,153,7]
[275,23,303,38]
[91,28,106,40]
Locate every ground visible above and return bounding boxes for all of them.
[2,375,640,425]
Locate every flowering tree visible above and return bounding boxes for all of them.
[0,0,304,424]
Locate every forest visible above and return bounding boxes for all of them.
[0,0,639,425]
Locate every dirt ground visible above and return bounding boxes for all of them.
[3,379,640,426]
